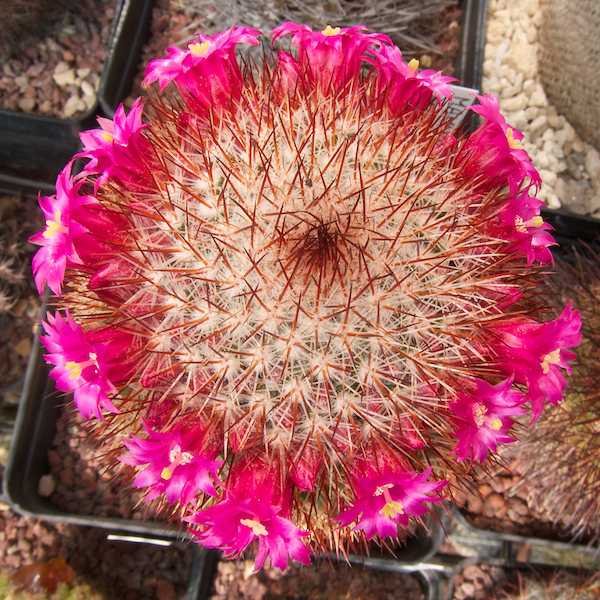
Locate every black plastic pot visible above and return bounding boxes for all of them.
[0,0,154,197]
[449,505,600,570]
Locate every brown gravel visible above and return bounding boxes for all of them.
[46,407,169,525]
[0,194,44,389]
[124,0,462,109]
[452,563,506,600]
[208,558,425,600]
[0,0,118,118]
[0,502,193,600]
[453,455,578,542]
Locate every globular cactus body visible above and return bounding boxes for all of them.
[30,23,581,569]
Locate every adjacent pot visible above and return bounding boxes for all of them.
[0,0,153,196]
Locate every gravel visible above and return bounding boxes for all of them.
[482,0,600,216]
[208,558,425,600]
[0,502,193,600]
[0,0,117,118]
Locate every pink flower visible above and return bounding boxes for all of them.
[29,161,90,295]
[40,311,120,420]
[143,26,261,115]
[78,98,151,189]
[450,377,526,464]
[119,421,223,505]
[271,22,391,93]
[187,455,311,570]
[367,45,456,112]
[336,467,446,540]
[489,192,556,266]
[490,301,582,421]
[462,94,541,193]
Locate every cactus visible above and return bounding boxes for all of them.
[513,245,600,543]
[29,24,581,569]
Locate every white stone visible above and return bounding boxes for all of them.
[63,95,86,118]
[505,41,538,79]
[585,148,600,189]
[53,68,76,87]
[590,195,600,214]
[487,19,507,44]
[524,106,543,121]
[18,97,35,112]
[525,24,537,43]
[38,474,56,498]
[83,93,96,110]
[523,79,536,95]
[542,128,554,142]
[539,168,557,187]
[500,64,517,84]
[483,59,495,77]
[573,136,584,153]
[546,194,561,209]
[500,93,527,112]
[81,80,96,97]
[77,67,92,79]
[556,160,568,173]
[528,87,547,107]
[554,129,567,149]
[529,115,548,138]
[53,61,71,75]
[485,43,498,61]
[563,122,576,143]
[534,150,550,169]
[14,74,29,89]
[505,109,528,131]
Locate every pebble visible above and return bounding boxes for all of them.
[0,0,117,118]
[483,0,600,215]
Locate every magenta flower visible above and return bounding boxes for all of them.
[119,421,223,506]
[488,191,556,266]
[271,23,391,92]
[450,377,526,464]
[40,311,120,420]
[463,93,541,193]
[336,467,446,540]
[78,98,151,189]
[143,26,261,115]
[368,45,456,112]
[187,456,311,571]
[29,161,91,295]
[490,301,582,421]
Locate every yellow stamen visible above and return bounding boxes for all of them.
[43,211,65,239]
[102,131,113,142]
[491,418,503,431]
[541,349,561,374]
[472,402,488,427]
[321,25,341,36]
[379,500,404,519]
[506,128,523,150]
[161,467,173,480]
[65,361,82,380]
[531,216,544,228]
[408,58,420,72]
[240,518,268,536]
[514,216,528,234]
[189,41,211,57]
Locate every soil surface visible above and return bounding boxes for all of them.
[124,0,462,107]
[454,455,585,543]
[208,558,425,600]
[0,0,118,118]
